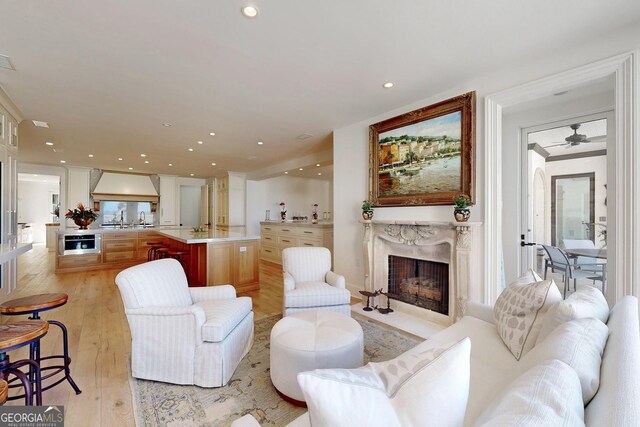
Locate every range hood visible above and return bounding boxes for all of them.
[91,171,160,207]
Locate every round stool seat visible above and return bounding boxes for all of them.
[270,311,363,405]
[0,293,67,316]
[0,379,7,405]
[0,321,49,353]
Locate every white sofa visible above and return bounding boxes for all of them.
[233,293,639,426]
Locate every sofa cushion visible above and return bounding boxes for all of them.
[472,359,584,427]
[298,338,471,427]
[536,285,609,344]
[284,281,351,308]
[418,316,519,426]
[517,317,608,404]
[196,297,252,342]
[493,279,561,360]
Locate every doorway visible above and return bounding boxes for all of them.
[179,185,201,227]
[17,173,60,244]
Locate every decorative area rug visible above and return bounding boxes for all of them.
[129,314,420,427]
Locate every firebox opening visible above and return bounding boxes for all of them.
[387,255,449,315]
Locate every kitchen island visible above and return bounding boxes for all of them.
[56,227,260,292]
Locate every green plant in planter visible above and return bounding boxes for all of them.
[453,195,471,222]
[361,200,374,220]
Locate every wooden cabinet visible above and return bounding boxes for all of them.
[102,232,137,264]
[136,231,161,260]
[259,222,334,265]
[207,240,259,293]
[215,172,245,227]
[57,253,101,270]
[159,175,177,225]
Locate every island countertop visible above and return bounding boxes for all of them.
[56,226,259,244]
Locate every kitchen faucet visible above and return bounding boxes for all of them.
[119,210,124,229]
[139,211,146,228]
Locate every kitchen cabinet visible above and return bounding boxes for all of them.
[207,240,259,293]
[260,222,334,265]
[102,232,137,264]
[159,175,177,225]
[46,223,60,252]
[216,172,245,227]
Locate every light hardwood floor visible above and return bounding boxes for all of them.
[3,244,286,425]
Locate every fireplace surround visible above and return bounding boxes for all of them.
[363,220,480,326]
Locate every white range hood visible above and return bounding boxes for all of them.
[92,171,159,203]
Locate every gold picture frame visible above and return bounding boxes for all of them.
[369,91,476,206]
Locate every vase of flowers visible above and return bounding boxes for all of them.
[453,195,471,222]
[362,200,374,220]
[312,204,319,223]
[66,203,99,229]
[279,202,287,221]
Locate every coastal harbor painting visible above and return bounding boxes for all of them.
[369,92,475,206]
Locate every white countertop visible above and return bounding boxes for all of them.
[156,228,260,244]
[0,242,33,263]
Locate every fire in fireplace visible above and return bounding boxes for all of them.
[387,255,449,315]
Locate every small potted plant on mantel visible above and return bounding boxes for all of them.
[453,195,471,222]
[361,200,374,221]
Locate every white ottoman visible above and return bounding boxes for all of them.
[270,310,364,404]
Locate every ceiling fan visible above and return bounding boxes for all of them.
[543,123,606,149]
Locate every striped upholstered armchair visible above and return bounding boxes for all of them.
[282,247,351,316]
[115,258,254,387]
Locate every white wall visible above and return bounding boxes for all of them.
[333,25,639,302]
[17,179,59,243]
[245,176,331,235]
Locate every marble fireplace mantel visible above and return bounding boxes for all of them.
[362,220,481,326]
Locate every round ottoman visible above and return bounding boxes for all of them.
[270,311,364,405]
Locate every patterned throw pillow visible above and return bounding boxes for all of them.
[494,279,561,360]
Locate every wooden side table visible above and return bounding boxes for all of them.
[0,293,81,395]
[0,320,48,405]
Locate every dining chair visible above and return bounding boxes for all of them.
[540,244,605,298]
[561,239,606,275]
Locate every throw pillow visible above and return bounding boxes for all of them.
[472,359,585,427]
[517,317,609,404]
[297,338,471,427]
[536,285,609,344]
[493,279,561,360]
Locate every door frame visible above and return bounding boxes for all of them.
[484,51,638,304]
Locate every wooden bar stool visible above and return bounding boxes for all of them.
[0,293,81,396]
[167,249,190,276]
[154,246,171,260]
[0,320,48,405]
[147,241,165,261]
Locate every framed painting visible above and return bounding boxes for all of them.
[369,91,476,206]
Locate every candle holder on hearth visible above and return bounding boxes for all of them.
[377,291,394,315]
[359,290,377,312]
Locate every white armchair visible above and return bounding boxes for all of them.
[282,247,351,316]
[115,258,254,387]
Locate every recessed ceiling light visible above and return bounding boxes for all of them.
[33,174,38,177]
[299,168,304,171]
[296,133,313,140]
[32,120,49,128]
[144,160,149,164]
[190,173,194,177]
[316,163,320,167]
[118,157,123,161]
[318,172,322,176]
[162,123,172,127]
[88,154,94,158]
[241,5,259,18]
[257,141,264,145]
[197,141,203,145]
[383,82,394,89]
[45,141,53,146]
[284,171,289,174]
[211,163,216,166]
[168,163,173,166]
[60,160,66,164]
[128,167,133,170]
[209,132,216,136]
[140,154,146,157]
[188,148,194,152]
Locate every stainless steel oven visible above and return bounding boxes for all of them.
[60,234,102,255]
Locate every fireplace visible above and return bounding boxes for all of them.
[388,255,449,315]
[363,220,479,325]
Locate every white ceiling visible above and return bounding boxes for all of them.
[2,1,639,179]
